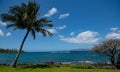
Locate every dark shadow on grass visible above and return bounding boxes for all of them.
[20,64,52,69]
[11,64,53,71]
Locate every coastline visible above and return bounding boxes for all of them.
[0,60,110,65]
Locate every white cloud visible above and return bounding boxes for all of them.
[58,35,64,39]
[44,7,57,17]
[105,32,120,39]
[59,31,100,44]
[6,32,11,37]
[58,25,66,30]
[110,27,118,32]
[0,21,6,26]
[0,29,4,36]
[47,28,57,34]
[59,13,70,19]
[47,25,67,34]
[70,32,74,36]
[105,28,120,39]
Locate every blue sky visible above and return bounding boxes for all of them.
[0,0,120,52]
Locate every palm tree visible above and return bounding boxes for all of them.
[1,0,53,67]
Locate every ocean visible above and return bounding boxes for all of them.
[0,51,109,64]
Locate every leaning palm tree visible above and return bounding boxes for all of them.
[1,0,53,67]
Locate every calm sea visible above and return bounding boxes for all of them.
[0,51,109,64]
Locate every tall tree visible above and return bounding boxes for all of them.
[91,39,120,69]
[1,0,53,67]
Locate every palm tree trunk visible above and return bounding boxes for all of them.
[10,30,30,68]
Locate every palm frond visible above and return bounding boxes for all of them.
[34,18,53,28]
[46,30,53,37]
[31,29,36,39]
[1,14,16,22]
[35,28,53,37]
[9,6,21,14]
[6,24,16,29]
[40,18,52,23]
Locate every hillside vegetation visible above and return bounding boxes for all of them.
[0,48,24,53]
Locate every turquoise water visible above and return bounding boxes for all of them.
[0,51,109,64]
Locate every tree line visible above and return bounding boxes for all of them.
[0,48,24,53]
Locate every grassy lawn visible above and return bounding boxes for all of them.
[0,66,120,72]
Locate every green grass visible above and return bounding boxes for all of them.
[0,66,119,72]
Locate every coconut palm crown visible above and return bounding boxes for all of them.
[1,0,53,67]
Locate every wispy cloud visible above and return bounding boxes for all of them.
[44,7,57,17]
[70,32,75,36]
[6,32,11,37]
[46,25,67,35]
[0,21,7,26]
[58,35,64,38]
[0,29,4,36]
[59,13,70,19]
[105,27,120,39]
[59,31,100,44]
[58,25,66,30]
[110,27,118,32]
[0,29,12,37]
[47,28,57,34]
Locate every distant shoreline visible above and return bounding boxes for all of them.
[0,60,110,65]
[0,48,25,53]
[25,50,90,53]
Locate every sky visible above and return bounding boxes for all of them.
[0,0,120,52]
